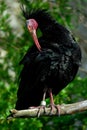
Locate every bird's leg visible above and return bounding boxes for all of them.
[29,88,47,117]
[48,88,60,116]
[37,88,47,117]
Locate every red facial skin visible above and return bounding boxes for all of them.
[26,19,41,51]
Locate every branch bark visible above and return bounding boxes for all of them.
[7,100,87,119]
[79,67,87,74]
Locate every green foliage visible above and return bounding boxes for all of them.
[0,0,87,129]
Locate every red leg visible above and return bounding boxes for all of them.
[37,88,47,117]
[49,88,60,116]
[40,88,47,105]
[49,88,54,105]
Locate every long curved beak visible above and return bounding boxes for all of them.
[27,26,41,52]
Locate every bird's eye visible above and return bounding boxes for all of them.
[28,25,33,33]
[29,25,33,29]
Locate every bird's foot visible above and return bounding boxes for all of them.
[37,100,46,117]
[37,105,46,117]
[48,104,60,116]
[29,100,46,117]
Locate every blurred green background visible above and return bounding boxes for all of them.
[0,0,87,129]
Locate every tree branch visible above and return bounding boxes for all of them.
[7,100,87,119]
[79,67,87,74]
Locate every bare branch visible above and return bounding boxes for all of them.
[7,100,87,119]
[79,67,87,74]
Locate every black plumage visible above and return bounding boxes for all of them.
[15,9,81,110]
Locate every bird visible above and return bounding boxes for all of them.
[15,8,81,113]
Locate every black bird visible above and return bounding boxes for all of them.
[15,8,81,111]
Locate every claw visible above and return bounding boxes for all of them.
[29,88,47,117]
[29,102,46,117]
[37,88,47,117]
[37,105,46,117]
[48,88,60,116]
[49,104,60,116]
